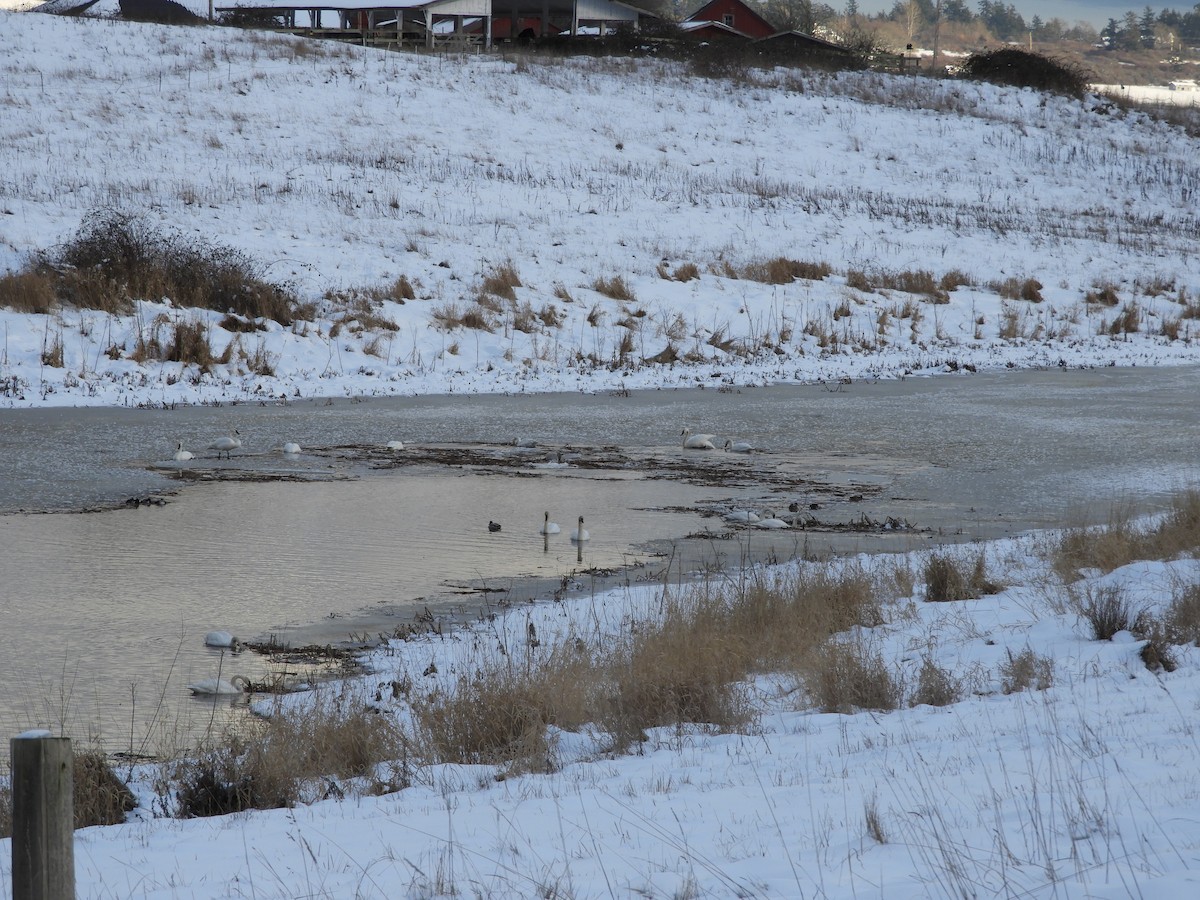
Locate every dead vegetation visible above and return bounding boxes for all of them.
[1055,490,1200,580]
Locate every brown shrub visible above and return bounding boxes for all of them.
[592,275,635,301]
[1086,282,1121,307]
[999,647,1054,694]
[74,750,138,829]
[742,257,831,284]
[1165,584,1200,645]
[1075,585,1139,640]
[803,637,901,714]
[0,270,58,314]
[993,276,1043,303]
[165,317,213,367]
[910,657,962,707]
[481,261,522,301]
[923,552,1001,603]
[1056,490,1200,580]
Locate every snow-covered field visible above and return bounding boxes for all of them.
[3,11,1200,898]
[1,12,1198,409]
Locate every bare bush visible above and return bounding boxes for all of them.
[999,647,1054,694]
[1056,490,1200,579]
[1075,585,1139,640]
[593,274,635,301]
[923,551,1000,603]
[481,261,522,301]
[1165,583,1200,645]
[0,270,57,314]
[803,637,901,714]
[742,257,831,285]
[74,750,138,829]
[910,657,962,707]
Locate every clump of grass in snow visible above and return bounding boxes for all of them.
[480,261,522,302]
[592,274,635,301]
[999,647,1054,694]
[1074,584,1141,640]
[0,749,136,838]
[1055,489,1200,580]
[923,551,1001,603]
[741,257,831,285]
[910,657,963,708]
[174,687,405,818]
[801,636,901,714]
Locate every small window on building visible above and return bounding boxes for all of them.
[723,13,734,26]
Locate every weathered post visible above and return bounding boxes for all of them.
[10,731,75,900]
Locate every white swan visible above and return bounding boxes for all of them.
[755,512,791,530]
[724,440,754,453]
[570,515,590,542]
[512,438,538,448]
[386,440,405,451]
[681,428,716,450]
[724,509,761,524]
[282,442,301,455]
[188,674,250,696]
[539,511,561,535]
[204,630,238,648]
[172,441,194,462]
[208,429,242,459]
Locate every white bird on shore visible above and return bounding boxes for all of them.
[724,509,761,524]
[570,516,590,542]
[208,429,241,459]
[172,441,194,462]
[681,428,716,450]
[540,511,561,535]
[386,440,405,451]
[724,440,754,453]
[755,512,791,530]
[187,675,250,696]
[282,442,301,455]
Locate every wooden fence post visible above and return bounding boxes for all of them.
[10,732,75,900]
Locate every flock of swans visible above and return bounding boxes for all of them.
[181,425,761,696]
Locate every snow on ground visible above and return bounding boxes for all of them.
[7,531,1197,898]
[3,12,1200,898]
[1,11,1198,409]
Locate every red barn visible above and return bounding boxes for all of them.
[682,0,775,40]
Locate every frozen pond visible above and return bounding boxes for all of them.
[0,366,1197,759]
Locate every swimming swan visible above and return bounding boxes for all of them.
[681,428,716,450]
[208,429,242,459]
[172,441,194,462]
[539,511,561,535]
[282,442,301,455]
[724,440,754,453]
[188,674,250,696]
[570,516,590,542]
[386,440,405,450]
[204,630,238,648]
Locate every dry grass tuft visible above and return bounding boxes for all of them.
[165,317,213,367]
[999,648,1054,694]
[1074,584,1140,640]
[742,257,831,284]
[1165,583,1200,645]
[993,276,1044,303]
[74,750,138,829]
[802,636,901,714]
[592,275,635,301]
[910,657,962,707]
[480,261,522,302]
[1055,490,1200,579]
[923,551,1001,603]
[0,270,58,314]
[175,689,404,817]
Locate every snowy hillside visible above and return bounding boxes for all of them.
[1,11,1197,408]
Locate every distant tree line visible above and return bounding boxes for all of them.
[716,1,1200,47]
